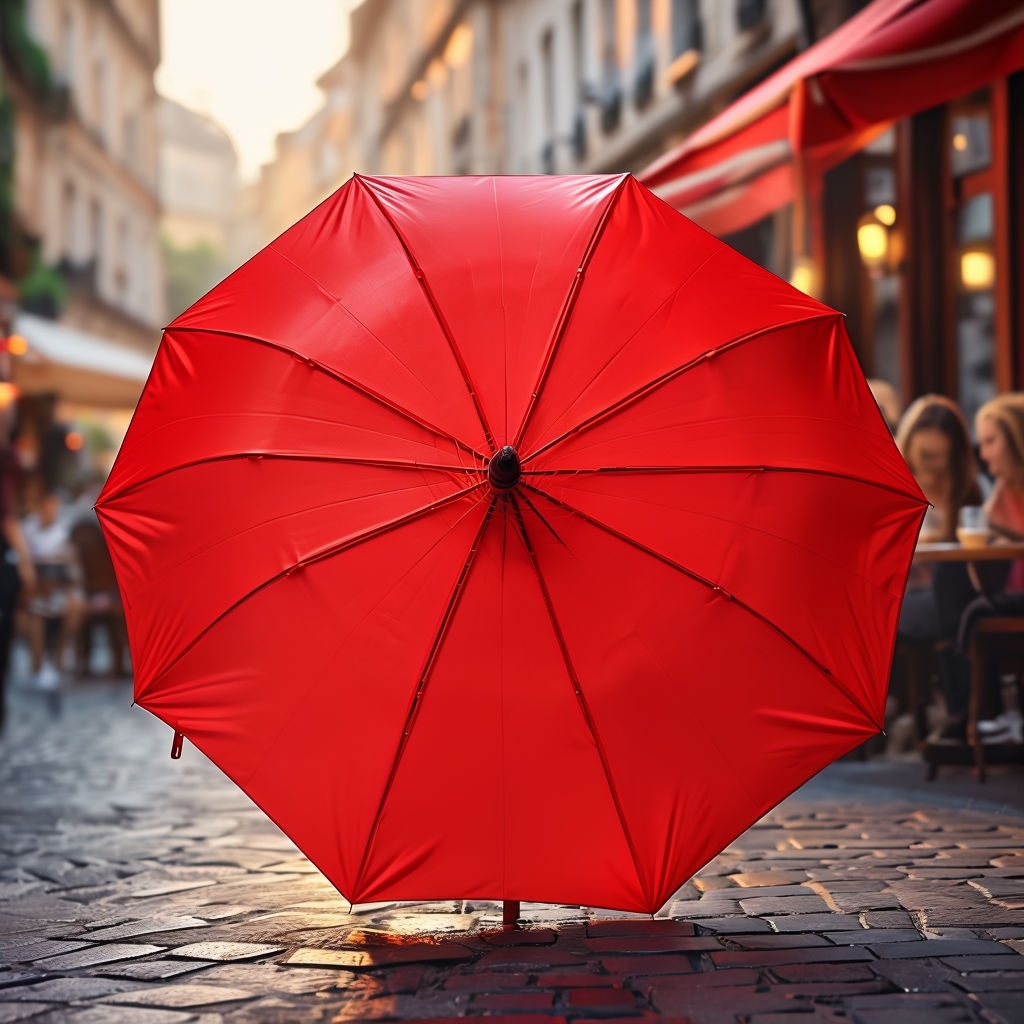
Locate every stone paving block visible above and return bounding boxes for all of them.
[167,942,283,962]
[0,977,139,1002]
[101,983,255,1009]
[534,971,617,988]
[482,928,558,947]
[472,991,555,1011]
[565,986,640,1010]
[770,961,878,982]
[645,968,761,991]
[475,946,582,969]
[583,936,722,954]
[0,976,44,991]
[286,944,473,969]
[738,896,832,915]
[689,917,773,934]
[825,929,923,944]
[0,1004,55,1023]
[0,941,89,964]
[862,911,917,929]
[868,939,1017,959]
[938,953,1024,971]
[599,955,696,977]
[62,1008,195,1024]
[727,934,832,949]
[96,959,215,981]
[442,971,528,991]
[585,921,696,938]
[949,970,1024,992]
[80,917,211,941]
[766,913,865,932]
[31,943,165,970]
[709,945,874,968]
[869,958,960,992]
[728,871,807,887]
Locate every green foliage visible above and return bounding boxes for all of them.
[162,235,224,318]
[18,256,66,318]
[0,1,54,94]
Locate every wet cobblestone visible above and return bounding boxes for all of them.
[1,680,1022,1022]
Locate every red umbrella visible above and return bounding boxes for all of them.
[97,174,925,914]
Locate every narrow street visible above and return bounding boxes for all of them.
[1,678,1022,1024]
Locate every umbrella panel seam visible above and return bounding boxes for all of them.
[508,492,652,911]
[355,175,496,452]
[129,480,489,703]
[513,174,630,451]
[522,482,883,732]
[351,495,500,901]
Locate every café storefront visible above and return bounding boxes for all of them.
[639,0,1024,427]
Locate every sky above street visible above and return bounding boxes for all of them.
[157,0,351,181]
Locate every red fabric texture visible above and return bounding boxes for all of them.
[98,174,926,912]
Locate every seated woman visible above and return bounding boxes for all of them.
[935,392,1024,737]
[894,395,980,642]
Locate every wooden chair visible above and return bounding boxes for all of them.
[69,519,129,678]
[966,617,1024,782]
[924,617,1024,781]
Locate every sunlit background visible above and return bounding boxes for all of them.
[0,0,1020,500]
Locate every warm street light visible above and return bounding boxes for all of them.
[857,213,889,274]
[2,334,28,355]
[961,248,995,290]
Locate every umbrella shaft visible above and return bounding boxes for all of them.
[502,900,521,930]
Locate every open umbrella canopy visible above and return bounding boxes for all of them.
[97,174,926,913]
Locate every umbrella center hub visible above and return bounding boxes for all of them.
[488,446,522,490]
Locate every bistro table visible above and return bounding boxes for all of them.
[913,540,1024,563]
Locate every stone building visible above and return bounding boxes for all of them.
[3,0,163,426]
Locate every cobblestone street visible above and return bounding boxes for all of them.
[1,678,1023,1024]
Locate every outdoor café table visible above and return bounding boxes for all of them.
[913,540,1024,563]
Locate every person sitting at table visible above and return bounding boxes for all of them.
[894,394,980,642]
[934,392,1024,739]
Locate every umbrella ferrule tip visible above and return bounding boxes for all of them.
[489,445,522,490]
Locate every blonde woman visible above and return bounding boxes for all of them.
[935,393,1024,738]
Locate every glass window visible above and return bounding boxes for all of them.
[672,0,702,57]
[950,90,992,177]
[956,189,996,425]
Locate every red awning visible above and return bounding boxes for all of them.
[640,0,1024,236]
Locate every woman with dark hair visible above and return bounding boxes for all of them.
[895,395,980,642]
[896,394,979,544]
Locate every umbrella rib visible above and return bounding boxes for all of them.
[508,492,652,910]
[355,175,496,451]
[521,311,842,465]
[521,464,924,503]
[351,495,499,900]
[512,173,629,450]
[166,326,488,463]
[131,481,490,703]
[98,452,484,507]
[522,482,882,731]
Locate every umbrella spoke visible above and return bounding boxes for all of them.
[356,176,496,452]
[521,463,923,502]
[522,311,840,465]
[99,452,485,507]
[522,482,881,731]
[513,175,629,451]
[171,327,488,463]
[133,480,490,702]
[352,494,500,898]
[508,493,650,909]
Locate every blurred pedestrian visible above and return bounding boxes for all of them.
[0,426,34,735]
[21,488,84,704]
